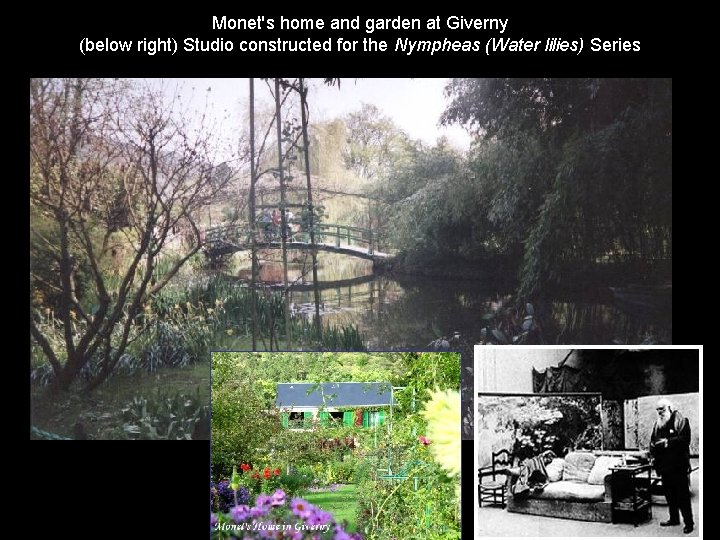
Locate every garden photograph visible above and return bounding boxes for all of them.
[211,351,461,539]
[31,77,670,439]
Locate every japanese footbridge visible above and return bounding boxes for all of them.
[203,222,394,264]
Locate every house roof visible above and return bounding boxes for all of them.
[276,382,395,408]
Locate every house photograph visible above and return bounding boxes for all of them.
[277,382,394,430]
[475,346,701,537]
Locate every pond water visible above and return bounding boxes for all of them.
[233,251,672,348]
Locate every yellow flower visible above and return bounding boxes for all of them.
[421,389,461,478]
[174,304,180,310]
[207,307,214,315]
[226,329,234,336]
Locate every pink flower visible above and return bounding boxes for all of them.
[290,498,315,519]
[418,435,432,446]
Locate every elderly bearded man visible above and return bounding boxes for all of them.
[650,398,694,534]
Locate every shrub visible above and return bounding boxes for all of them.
[315,457,357,485]
[230,464,313,500]
[121,389,209,440]
[355,462,459,540]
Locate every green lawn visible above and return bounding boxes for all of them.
[302,484,358,533]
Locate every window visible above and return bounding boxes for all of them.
[363,410,386,427]
[283,411,310,429]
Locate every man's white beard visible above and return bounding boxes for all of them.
[657,412,671,428]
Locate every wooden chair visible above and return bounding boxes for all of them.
[479,449,512,508]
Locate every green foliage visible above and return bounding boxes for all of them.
[378,78,671,297]
[315,324,367,351]
[138,322,194,372]
[356,460,459,539]
[350,353,460,538]
[211,355,283,479]
[374,141,473,262]
[31,290,213,386]
[306,455,358,485]
[343,103,419,183]
[276,470,315,497]
[120,389,209,440]
[395,353,460,410]
[230,465,312,500]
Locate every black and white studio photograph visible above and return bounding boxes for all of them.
[475,347,701,537]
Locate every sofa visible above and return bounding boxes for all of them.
[506,451,643,522]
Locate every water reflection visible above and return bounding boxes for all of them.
[236,252,671,347]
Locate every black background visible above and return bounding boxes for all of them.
[23,8,680,539]
[28,9,671,76]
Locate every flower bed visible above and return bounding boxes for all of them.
[212,489,362,539]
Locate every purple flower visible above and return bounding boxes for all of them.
[255,494,273,507]
[256,522,275,539]
[307,509,333,526]
[230,504,251,523]
[270,489,286,506]
[335,526,363,540]
[210,513,218,528]
[211,481,250,513]
[290,498,315,519]
[250,505,270,518]
[288,531,303,540]
[334,529,352,540]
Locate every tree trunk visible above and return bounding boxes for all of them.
[299,78,322,337]
[275,78,292,348]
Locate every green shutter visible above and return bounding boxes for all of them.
[362,411,369,428]
[378,410,386,426]
[319,411,330,427]
[303,411,313,428]
[281,413,289,428]
[343,411,353,427]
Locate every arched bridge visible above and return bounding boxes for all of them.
[203,223,393,263]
